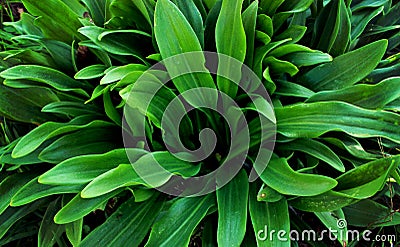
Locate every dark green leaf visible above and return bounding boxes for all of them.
[300,39,387,91]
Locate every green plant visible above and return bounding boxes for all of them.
[0,0,400,246]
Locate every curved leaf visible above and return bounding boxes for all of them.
[276,102,400,144]
[260,158,338,196]
[299,40,388,91]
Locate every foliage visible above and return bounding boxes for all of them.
[0,0,400,246]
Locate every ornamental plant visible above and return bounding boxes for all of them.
[0,0,399,246]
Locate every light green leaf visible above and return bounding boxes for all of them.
[0,65,91,97]
[274,80,315,98]
[250,187,290,247]
[79,26,151,60]
[276,102,400,144]
[290,191,358,212]
[75,64,108,79]
[154,0,217,108]
[242,1,258,68]
[260,157,338,196]
[10,177,84,206]
[65,218,83,247]
[12,117,113,158]
[41,101,101,118]
[39,148,147,185]
[217,170,248,246]
[171,0,204,47]
[215,0,246,98]
[146,194,215,247]
[81,0,107,26]
[54,189,123,224]
[21,0,83,42]
[335,156,399,190]
[81,152,200,198]
[100,64,147,85]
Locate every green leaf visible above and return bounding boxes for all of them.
[274,25,307,43]
[275,102,400,144]
[39,148,147,185]
[2,49,56,68]
[65,218,83,247]
[75,64,108,79]
[100,64,147,85]
[335,156,399,190]
[314,210,347,245]
[290,191,358,212]
[217,170,248,246]
[351,0,387,11]
[12,117,114,158]
[343,199,400,227]
[256,184,284,203]
[215,0,246,98]
[253,39,291,79]
[154,0,217,108]
[54,189,123,224]
[242,1,258,68]
[125,71,194,146]
[351,7,383,41]
[323,136,379,160]
[0,65,91,97]
[40,39,75,72]
[263,56,299,76]
[10,177,83,206]
[38,199,65,247]
[257,14,273,38]
[306,77,400,109]
[80,195,164,247]
[171,0,204,47]
[131,0,156,28]
[250,188,290,247]
[0,172,39,214]
[3,12,42,36]
[79,26,151,60]
[313,0,351,56]
[0,85,57,124]
[81,0,107,26]
[21,0,83,43]
[284,51,333,67]
[41,101,101,118]
[38,127,119,163]
[259,0,284,16]
[277,139,345,172]
[0,198,50,239]
[274,80,315,98]
[146,194,215,246]
[278,0,314,13]
[260,157,338,196]
[299,39,387,91]
[81,152,201,198]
